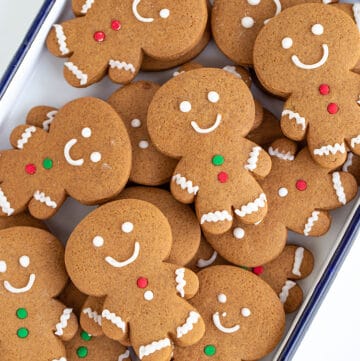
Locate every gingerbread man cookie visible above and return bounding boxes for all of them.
[65,199,205,361]
[0,227,78,361]
[205,139,358,267]
[0,97,131,219]
[147,68,272,235]
[254,3,360,168]
[172,266,285,361]
[47,0,208,87]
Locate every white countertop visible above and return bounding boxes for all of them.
[0,1,359,360]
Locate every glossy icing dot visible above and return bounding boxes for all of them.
[81,127,92,138]
[137,277,148,289]
[159,9,170,19]
[25,164,36,175]
[144,290,154,301]
[208,91,220,103]
[131,118,142,128]
[92,236,104,248]
[122,222,134,233]
[77,346,88,358]
[278,187,288,197]
[217,171,228,183]
[241,308,251,317]
[282,37,293,49]
[19,255,30,268]
[138,140,149,149]
[90,152,102,163]
[248,0,261,4]
[111,20,122,31]
[296,179,307,191]
[217,294,227,303]
[212,155,224,166]
[233,227,245,239]
[319,84,330,95]
[180,101,191,113]
[93,31,105,42]
[0,260,6,273]
[81,331,92,341]
[241,16,255,28]
[43,158,53,170]
[311,24,324,36]
[252,266,264,275]
[204,344,216,356]
[16,308,28,319]
[17,327,29,338]
[327,103,339,114]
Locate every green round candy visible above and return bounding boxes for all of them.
[16,308,28,319]
[17,328,29,338]
[81,331,92,341]
[43,158,53,170]
[212,155,224,166]
[77,346,88,358]
[204,344,216,356]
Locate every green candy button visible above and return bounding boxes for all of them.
[77,346,88,358]
[16,308,28,319]
[43,158,53,170]
[212,155,224,166]
[81,331,92,341]
[17,328,29,339]
[204,344,216,356]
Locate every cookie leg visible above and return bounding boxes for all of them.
[108,51,142,84]
[133,337,173,361]
[233,191,268,225]
[281,109,307,141]
[0,181,31,217]
[301,210,331,237]
[26,106,58,130]
[80,296,104,336]
[278,280,303,314]
[101,309,128,343]
[72,0,95,16]
[347,134,360,156]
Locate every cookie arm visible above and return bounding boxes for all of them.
[53,302,78,341]
[9,125,48,150]
[281,101,308,141]
[172,266,199,299]
[26,106,58,131]
[72,0,94,16]
[80,296,105,337]
[243,139,272,179]
[101,306,129,343]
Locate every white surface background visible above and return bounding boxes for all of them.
[0,1,359,360]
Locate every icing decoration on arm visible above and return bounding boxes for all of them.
[118,350,130,361]
[350,135,360,149]
[64,62,88,85]
[0,188,15,216]
[102,309,126,332]
[176,311,200,338]
[172,174,199,195]
[191,114,222,134]
[279,280,296,303]
[200,210,233,224]
[353,4,360,30]
[53,25,70,55]
[264,0,282,24]
[313,143,346,156]
[33,191,57,209]
[64,139,84,166]
[42,110,58,131]
[139,338,171,360]
[291,44,329,70]
[175,268,186,298]
[234,193,267,218]
[282,110,306,131]
[109,60,136,74]
[222,65,242,78]
[303,211,320,236]
[332,172,346,205]
[4,273,35,293]
[17,126,36,149]
[105,242,140,268]
[81,0,95,14]
[342,153,354,172]
[268,147,294,161]
[292,247,304,276]
[197,251,218,268]
[54,308,73,336]
[244,146,261,171]
[212,312,240,334]
[83,307,102,326]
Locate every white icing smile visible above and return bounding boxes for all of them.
[64,139,84,166]
[105,242,140,268]
[132,0,170,23]
[292,44,329,70]
[191,114,222,134]
[264,0,282,24]
[212,312,240,334]
[4,273,36,294]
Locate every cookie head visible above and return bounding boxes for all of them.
[148,68,255,157]
[254,4,360,95]
[0,227,66,298]
[65,199,173,296]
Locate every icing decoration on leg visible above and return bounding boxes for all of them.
[54,308,73,336]
[303,211,320,236]
[197,251,218,268]
[175,268,186,298]
[33,191,58,209]
[17,126,36,149]
[138,338,171,359]
[268,146,295,161]
[343,152,354,172]
[244,146,261,171]
[82,307,102,326]
[0,188,14,216]
[279,280,296,303]
[42,110,58,131]
[350,135,360,149]
[200,210,233,224]
[332,172,346,205]
[102,309,126,332]
[234,193,267,218]
[81,0,95,14]
[176,311,201,338]
[64,62,88,86]
[109,60,136,74]
[292,247,304,276]
[53,25,70,55]
[172,174,199,195]
[313,143,346,156]
[282,110,306,131]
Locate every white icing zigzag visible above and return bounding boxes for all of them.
[81,0,95,14]
[53,24,70,55]
[351,135,360,149]
[64,62,88,85]
[332,172,346,205]
[279,280,296,303]
[313,143,346,156]
[55,308,73,336]
[109,60,136,73]
[268,147,295,161]
[83,307,102,326]
[118,350,130,361]
[33,191,57,209]
[0,187,14,216]
[17,126,36,149]
[102,309,126,332]
[303,211,320,236]
[43,110,58,131]
[200,210,233,224]
[222,65,242,78]
[172,174,199,195]
[244,146,261,171]
[177,311,200,338]
[139,338,171,360]
[292,247,304,276]
[282,110,306,131]
[353,4,360,30]
[175,268,186,298]
[235,193,267,218]
[197,251,218,268]
[343,152,354,172]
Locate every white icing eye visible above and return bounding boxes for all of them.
[282,37,293,49]
[311,24,324,36]
[131,119,142,128]
[90,152,102,163]
[248,0,261,4]
[217,293,227,303]
[241,17,255,29]
[19,256,30,268]
[278,187,288,197]
[122,222,134,233]
[93,236,104,248]
[208,91,220,103]
[180,101,192,113]
[0,260,7,273]
[81,127,92,138]
[241,308,251,317]
[144,290,154,301]
[159,8,170,19]
[138,140,149,149]
[233,227,245,239]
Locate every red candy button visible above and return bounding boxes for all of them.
[327,103,339,114]
[217,172,229,183]
[93,31,105,42]
[111,20,122,31]
[319,84,330,95]
[252,266,264,275]
[296,179,307,191]
[25,164,36,175]
[137,277,148,289]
